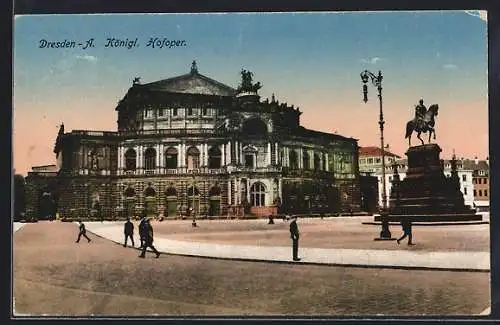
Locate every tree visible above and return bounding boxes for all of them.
[14,174,25,221]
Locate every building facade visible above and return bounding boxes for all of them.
[25,62,361,220]
[358,146,401,174]
[467,158,489,211]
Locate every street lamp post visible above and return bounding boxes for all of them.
[360,70,392,239]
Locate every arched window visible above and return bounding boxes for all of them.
[242,118,267,136]
[124,149,137,171]
[144,148,156,170]
[144,187,156,197]
[124,187,136,197]
[208,146,222,169]
[314,153,321,170]
[165,147,178,169]
[187,146,200,169]
[250,182,266,207]
[302,150,310,170]
[289,150,298,169]
[187,186,200,196]
[209,186,221,196]
[165,187,177,196]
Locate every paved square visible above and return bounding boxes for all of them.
[13,220,490,316]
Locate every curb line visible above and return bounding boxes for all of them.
[85,229,490,273]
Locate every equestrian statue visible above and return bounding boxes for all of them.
[405,99,439,146]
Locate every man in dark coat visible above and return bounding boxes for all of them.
[138,216,147,249]
[289,216,300,261]
[75,220,91,243]
[123,217,135,247]
[397,216,414,245]
[139,219,161,258]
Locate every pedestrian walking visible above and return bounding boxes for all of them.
[397,216,414,245]
[123,217,135,247]
[75,220,91,243]
[289,216,300,261]
[138,216,147,249]
[139,219,161,258]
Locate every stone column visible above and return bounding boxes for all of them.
[204,143,209,167]
[135,145,140,173]
[234,141,239,164]
[221,144,226,166]
[227,141,232,165]
[325,153,329,171]
[278,178,283,200]
[159,143,164,172]
[177,143,182,168]
[299,148,303,169]
[267,142,271,166]
[310,149,314,169]
[246,179,251,203]
[234,178,239,205]
[117,146,122,175]
[227,179,232,205]
[155,143,160,172]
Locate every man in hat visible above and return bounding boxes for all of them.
[397,216,414,246]
[123,217,135,247]
[75,220,91,243]
[138,215,147,249]
[139,219,161,258]
[289,216,300,261]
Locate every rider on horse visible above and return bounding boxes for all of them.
[414,99,427,130]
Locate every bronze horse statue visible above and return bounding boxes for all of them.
[405,104,439,146]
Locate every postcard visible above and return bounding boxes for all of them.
[12,11,490,317]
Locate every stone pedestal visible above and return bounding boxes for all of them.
[375,143,481,222]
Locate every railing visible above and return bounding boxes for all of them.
[120,167,228,176]
[70,128,227,138]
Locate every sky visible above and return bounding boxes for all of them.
[13,11,488,175]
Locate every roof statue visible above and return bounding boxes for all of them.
[133,77,141,85]
[190,60,198,74]
[404,98,439,147]
[237,69,262,93]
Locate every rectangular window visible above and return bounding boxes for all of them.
[245,154,254,168]
[462,174,467,182]
[368,158,373,164]
[202,107,208,115]
[479,190,483,197]
[158,108,164,116]
[173,108,178,116]
[474,189,477,197]
[484,178,488,185]
[375,158,381,163]
[464,187,467,195]
[485,189,488,197]
[188,107,193,116]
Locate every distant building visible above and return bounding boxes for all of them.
[24,164,59,219]
[358,146,401,174]
[464,157,489,211]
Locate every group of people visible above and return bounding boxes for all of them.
[286,214,414,262]
[76,213,414,262]
[123,216,161,258]
[75,215,161,258]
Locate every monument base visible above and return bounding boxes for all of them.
[375,213,482,223]
[385,143,482,223]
